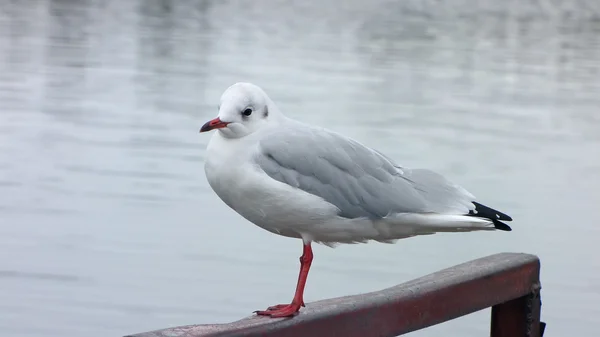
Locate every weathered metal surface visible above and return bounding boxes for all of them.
[126,252,541,337]
[490,288,542,337]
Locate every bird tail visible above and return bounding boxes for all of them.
[376,213,497,239]
[314,204,513,246]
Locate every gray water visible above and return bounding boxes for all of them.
[1,1,599,336]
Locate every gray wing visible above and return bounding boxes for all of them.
[254,125,474,219]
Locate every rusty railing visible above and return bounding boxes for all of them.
[126,252,545,337]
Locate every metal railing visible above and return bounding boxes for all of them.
[126,252,544,337]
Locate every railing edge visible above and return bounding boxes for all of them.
[126,252,541,337]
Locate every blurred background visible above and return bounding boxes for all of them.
[1,0,599,336]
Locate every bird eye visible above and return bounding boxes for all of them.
[242,108,253,116]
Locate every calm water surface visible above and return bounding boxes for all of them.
[1,1,599,336]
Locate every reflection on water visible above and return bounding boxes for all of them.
[1,1,599,336]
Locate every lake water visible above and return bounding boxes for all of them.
[1,1,599,336]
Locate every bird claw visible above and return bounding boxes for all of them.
[267,304,290,311]
[257,300,305,311]
[254,302,304,317]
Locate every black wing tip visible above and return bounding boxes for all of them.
[468,201,513,231]
[493,219,512,231]
[471,201,513,221]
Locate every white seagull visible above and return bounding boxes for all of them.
[199,82,512,317]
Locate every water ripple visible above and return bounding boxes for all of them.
[0,270,81,283]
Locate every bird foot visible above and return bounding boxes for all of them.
[254,301,304,317]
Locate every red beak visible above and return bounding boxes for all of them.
[199,117,229,133]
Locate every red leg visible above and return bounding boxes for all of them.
[255,242,313,317]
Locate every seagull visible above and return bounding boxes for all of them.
[199,82,513,318]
